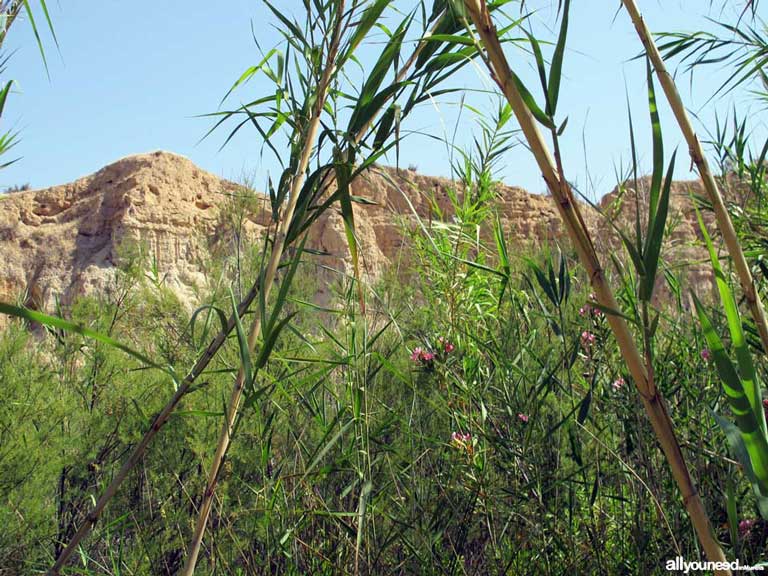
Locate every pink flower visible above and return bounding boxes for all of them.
[579,306,589,317]
[612,377,625,391]
[411,346,436,365]
[701,348,711,362]
[444,342,455,353]
[581,331,596,347]
[450,432,473,454]
[739,519,757,535]
[517,413,529,423]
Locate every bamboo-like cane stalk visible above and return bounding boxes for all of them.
[181,9,448,571]
[619,0,768,356]
[461,0,729,571]
[48,11,443,574]
[47,280,264,575]
[179,5,349,573]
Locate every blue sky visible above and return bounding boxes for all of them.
[2,0,765,199]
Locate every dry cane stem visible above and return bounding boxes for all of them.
[179,5,348,573]
[181,9,444,570]
[47,280,264,575]
[48,11,442,573]
[620,0,768,356]
[462,0,729,572]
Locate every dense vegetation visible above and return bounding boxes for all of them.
[1,174,764,574]
[3,0,768,574]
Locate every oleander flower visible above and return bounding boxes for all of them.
[739,518,757,535]
[581,331,596,347]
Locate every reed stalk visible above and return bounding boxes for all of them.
[179,4,348,572]
[48,8,446,572]
[47,280,264,575]
[461,0,729,570]
[181,6,451,569]
[619,0,768,357]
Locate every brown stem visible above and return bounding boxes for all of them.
[462,0,728,571]
[179,3,348,573]
[620,0,768,358]
[48,8,446,574]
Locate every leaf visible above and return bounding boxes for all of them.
[695,205,766,435]
[347,0,392,56]
[588,301,638,326]
[547,0,570,116]
[510,70,555,130]
[220,49,279,104]
[0,302,165,371]
[348,15,411,136]
[696,296,768,497]
[713,410,768,519]
[230,288,254,391]
[525,30,549,110]
[646,59,664,219]
[22,0,52,75]
[189,304,229,348]
[640,151,676,301]
[577,389,592,424]
[373,105,396,149]
[334,157,365,312]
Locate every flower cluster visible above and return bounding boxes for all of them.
[581,330,596,348]
[612,377,625,391]
[437,336,455,354]
[450,431,474,455]
[410,347,435,364]
[517,413,529,423]
[410,336,456,366]
[579,293,604,318]
[739,518,757,536]
[700,348,711,362]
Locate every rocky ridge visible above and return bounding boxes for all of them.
[0,150,719,319]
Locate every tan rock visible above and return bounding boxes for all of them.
[0,150,731,324]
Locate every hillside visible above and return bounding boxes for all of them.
[0,150,718,316]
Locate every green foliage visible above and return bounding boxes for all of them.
[694,206,768,518]
[7,0,768,573]
[8,181,764,572]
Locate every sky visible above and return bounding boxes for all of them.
[2,0,765,200]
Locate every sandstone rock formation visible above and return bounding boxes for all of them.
[0,151,568,317]
[0,150,725,322]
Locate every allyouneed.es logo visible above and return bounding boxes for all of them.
[666,557,766,573]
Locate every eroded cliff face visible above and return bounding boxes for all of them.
[0,151,241,312]
[0,151,570,313]
[595,176,725,307]
[0,150,721,320]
